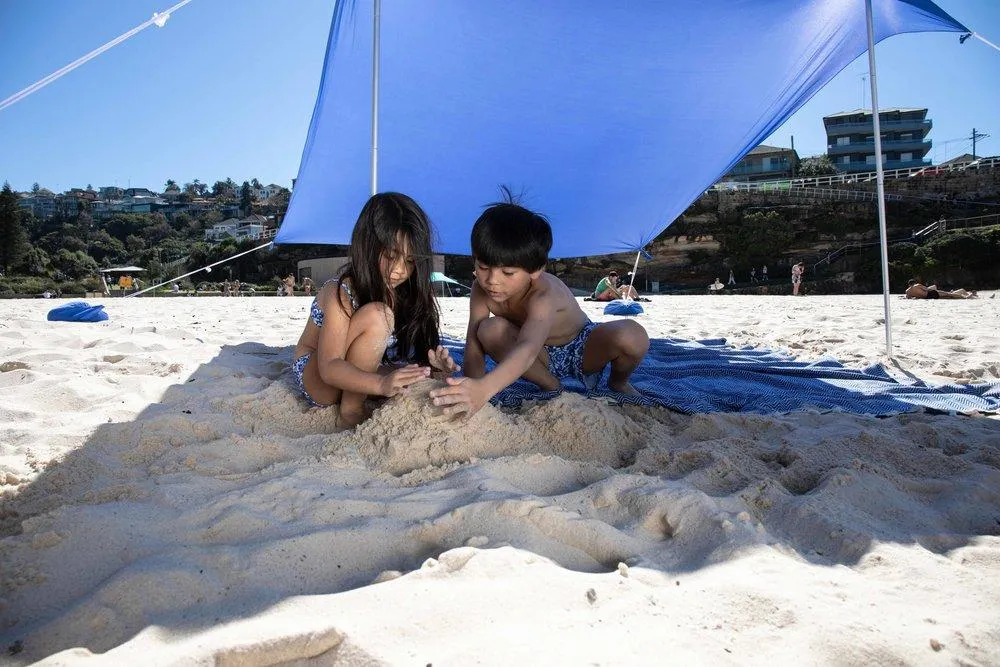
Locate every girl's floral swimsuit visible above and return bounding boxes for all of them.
[292,280,397,408]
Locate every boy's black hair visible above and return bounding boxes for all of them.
[471,187,552,272]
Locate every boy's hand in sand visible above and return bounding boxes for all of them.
[378,364,430,397]
[429,377,489,418]
[427,345,461,376]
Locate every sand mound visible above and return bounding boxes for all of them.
[350,379,646,475]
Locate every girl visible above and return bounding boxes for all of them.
[292,193,459,427]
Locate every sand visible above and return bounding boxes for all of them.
[1,293,998,665]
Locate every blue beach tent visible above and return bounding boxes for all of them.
[273,0,968,259]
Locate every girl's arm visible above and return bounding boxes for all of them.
[461,281,491,379]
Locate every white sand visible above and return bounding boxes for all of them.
[1,293,999,665]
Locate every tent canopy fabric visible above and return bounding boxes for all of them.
[274,0,967,258]
[430,272,463,285]
[100,266,145,273]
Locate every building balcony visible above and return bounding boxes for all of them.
[836,158,931,172]
[825,118,931,136]
[827,139,931,156]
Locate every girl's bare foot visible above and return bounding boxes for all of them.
[608,380,641,396]
[337,404,366,428]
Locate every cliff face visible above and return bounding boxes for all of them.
[547,166,1000,293]
[443,166,999,294]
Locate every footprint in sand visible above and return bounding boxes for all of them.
[1,361,30,372]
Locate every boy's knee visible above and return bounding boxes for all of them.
[622,321,650,354]
[476,316,511,344]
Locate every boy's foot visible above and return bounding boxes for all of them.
[583,296,595,301]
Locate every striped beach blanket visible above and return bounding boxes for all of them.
[442,336,1000,416]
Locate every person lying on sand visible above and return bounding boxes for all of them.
[429,191,650,418]
[904,279,978,300]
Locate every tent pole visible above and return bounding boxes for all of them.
[865,0,894,359]
[370,0,381,196]
[625,250,641,303]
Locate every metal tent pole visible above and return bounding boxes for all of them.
[865,0,894,358]
[370,0,381,196]
[625,250,641,302]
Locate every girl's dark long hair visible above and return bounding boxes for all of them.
[338,192,440,364]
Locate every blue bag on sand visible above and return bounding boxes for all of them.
[603,299,643,316]
[46,301,109,323]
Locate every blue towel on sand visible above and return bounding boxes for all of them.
[441,336,1000,416]
[47,301,109,323]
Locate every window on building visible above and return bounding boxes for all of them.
[901,152,913,162]
[837,136,851,146]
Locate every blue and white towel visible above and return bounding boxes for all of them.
[441,336,1000,416]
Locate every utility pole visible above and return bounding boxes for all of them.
[971,128,989,159]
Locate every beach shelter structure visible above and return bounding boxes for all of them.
[431,272,471,297]
[273,0,973,354]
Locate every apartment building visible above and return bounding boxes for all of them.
[722,144,800,182]
[824,108,932,172]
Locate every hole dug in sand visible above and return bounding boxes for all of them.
[347,379,648,476]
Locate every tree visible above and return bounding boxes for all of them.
[716,209,794,269]
[240,181,255,216]
[17,246,50,275]
[251,178,262,190]
[797,155,838,177]
[211,180,232,198]
[0,182,30,274]
[51,248,99,280]
[32,182,40,193]
[165,179,179,191]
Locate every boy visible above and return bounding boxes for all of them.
[429,201,649,418]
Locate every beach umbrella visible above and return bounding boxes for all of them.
[273,0,972,355]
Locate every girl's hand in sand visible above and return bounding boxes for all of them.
[427,345,461,375]
[378,364,430,397]
[429,376,488,418]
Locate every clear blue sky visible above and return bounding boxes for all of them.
[1,0,998,194]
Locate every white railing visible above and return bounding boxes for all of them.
[713,155,999,193]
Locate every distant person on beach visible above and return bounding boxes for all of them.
[171,282,180,293]
[100,274,110,296]
[750,267,758,284]
[762,265,769,282]
[591,270,638,301]
[428,192,649,418]
[728,270,736,285]
[302,276,314,296]
[904,279,977,300]
[791,262,805,295]
[709,278,724,292]
[282,274,296,296]
[292,193,457,427]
